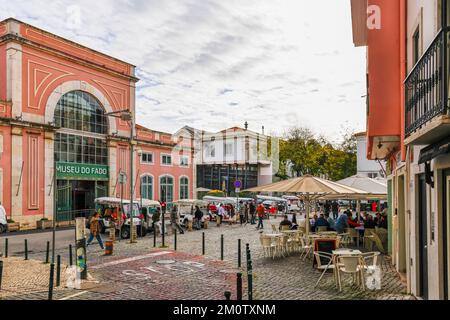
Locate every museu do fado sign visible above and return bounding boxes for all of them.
[56,162,109,181]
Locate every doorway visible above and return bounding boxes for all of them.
[418,174,429,299]
[443,169,450,300]
[398,175,407,273]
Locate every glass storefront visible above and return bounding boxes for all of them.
[54,90,109,219]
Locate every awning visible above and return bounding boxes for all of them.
[418,136,450,164]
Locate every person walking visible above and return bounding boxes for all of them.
[244,202,249,225]
[331,201,339,220]
[87,212,104,249]
[256,203,265,230]
[217,204,225,227]
[194,205,203,230]
[238,201,245,225]
[249,201,256,225]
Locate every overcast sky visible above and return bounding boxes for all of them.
[1,0,367,142]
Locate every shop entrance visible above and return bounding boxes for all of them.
[57,180,108,220]
[418,174,428,300]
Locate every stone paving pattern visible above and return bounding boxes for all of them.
[1,217,415,300]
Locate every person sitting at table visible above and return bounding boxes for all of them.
[325,212,335,230]
[315,213,330,230]
[310,214,318,232]
[334,212,349,234]
[375,211,388,229]
[279,215,293,230]
[364,214,376,229]
[346,211,360,228]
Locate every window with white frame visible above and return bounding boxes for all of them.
[224,142,233,156]
[205,142,215,158]
[140,175,153,199]
[160,175,174,202]
[180,155,189,167]
[180,177,189,200]
[161,154,172,165]
[141,152,153,164]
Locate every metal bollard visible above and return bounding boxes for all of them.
[0,260,3,290]
[174,229,177,251]
[4,238,8,258]
[153,227,156,248]
[56,255,61,287]
[24,239,28,260]
[202,232,205,255]
[48,263,54,300]
[220,234,224,260]
[248,260,253,301]
[236,272,243,300]
[238,239,241,268]
[69,244,73,266]
[224,291,231,300]
[45,241,50,264]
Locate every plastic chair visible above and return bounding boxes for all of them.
[336,255,366,292]
[313,251,337,288]
[271,225,278,232]
[360,251,381,270]
[260,235,277,259]
[299,236,313,261]
[316,226,328,233]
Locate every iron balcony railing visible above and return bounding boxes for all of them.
[405,27,450,137]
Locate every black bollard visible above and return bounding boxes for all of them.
[0,260,3,290]
[248,260,253,301]
[45,241,50,264]
[238,239,241,268]
[48,263,54,300]
[174,229,177,251]
[220,234,224,260]
[153,227,156,248]
[246,243,250,268]
[4,238,8,258]
[69,244,73,266]
[224,291,231,300]
[236,272,243,300]
[56,255,61,287]
[24,239,28,260]
[202,232,205,255]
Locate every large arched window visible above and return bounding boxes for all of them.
[54,91,108,165]
[140,175,153,200]
[179,176,189,200]
[55,91,108,134]
[160,175,174,203]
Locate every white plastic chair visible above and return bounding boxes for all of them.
[313,251,337,288]
[336,255,366,292]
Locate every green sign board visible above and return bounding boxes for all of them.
[56,162,109,181]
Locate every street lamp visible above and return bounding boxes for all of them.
[105,109,136,244]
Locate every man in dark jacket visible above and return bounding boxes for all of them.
[194,205,203,230]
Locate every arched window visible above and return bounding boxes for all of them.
[140,175,153,200]
[160,175,174,203]
[180,177,189,200]
[55,91,108,134]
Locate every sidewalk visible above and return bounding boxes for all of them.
[0,257,69,299]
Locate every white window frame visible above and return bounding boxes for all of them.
[179,176,189,200]
[224,142,233,157]
[179,155,189,167]
[140,174,154,200]
[140,151,154,165]
[161,153,173,166]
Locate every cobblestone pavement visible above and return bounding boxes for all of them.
[1,217,415,300]
[0,257,69,299]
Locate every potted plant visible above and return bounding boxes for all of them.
[7,219,20,232]
[36,218,52,230]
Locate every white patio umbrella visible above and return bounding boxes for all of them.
[243,175,368,236]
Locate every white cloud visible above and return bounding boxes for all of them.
[0,0,367,141]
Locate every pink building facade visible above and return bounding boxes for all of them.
[0,18,193,227]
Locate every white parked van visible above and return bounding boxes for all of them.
[0,204,7,233]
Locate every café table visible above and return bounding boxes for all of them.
[329,248,363,289]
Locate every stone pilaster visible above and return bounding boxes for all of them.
[108,140,117,197]
[44,131,55,220]
[11,127,23,221]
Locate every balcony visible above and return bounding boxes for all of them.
[405,28,450,145]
